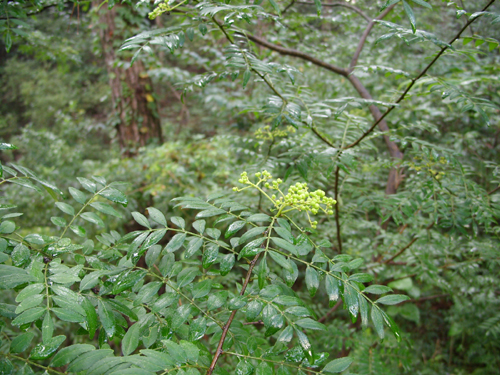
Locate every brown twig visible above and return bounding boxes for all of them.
[245,33,348,77]
[318,299,342,323]
[296,1,371,22]
[349,4,397,72]
[206,238,266,374]
[243,320,264,325]
[344,0,497,150]
[382,222,434,264]
[400,294,448,305]
[488,185,500,195]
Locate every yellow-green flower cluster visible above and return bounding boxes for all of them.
[254,125,296,141]
[409,156,447,180]
[233,171,336,229]
[149,1,172,19]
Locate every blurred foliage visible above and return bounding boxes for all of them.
[1,0,500,374]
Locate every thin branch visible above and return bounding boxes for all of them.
[296,1,371,22]
[382,222,434,264]
[243,320,264,325]
[488,185,500,195]
[400,294,448,305]
[245,33,348,77]
[349,4,397,72]
[207,244,265,374]
[334,166,342,252]
[282,0,296,15]
[345,0,497,150]
[318,299,342,323]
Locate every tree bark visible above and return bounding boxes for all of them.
[93,3,162,157]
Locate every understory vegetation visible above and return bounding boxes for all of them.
[0,0,499,374]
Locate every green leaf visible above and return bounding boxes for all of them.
[170,216,185,229]
[268,251,293,272]
[42,312,54,343]
[55,202,75,216]
[364,285,392,295]
[177,267,200,287]
[325,274,339,306]
[198,23,208,36]
[270,237,298,256]
[196,208,226,218]
[228,295,247,310]
[371,307,385,339]
[16,284,44,302]
[358,294,369,327]
[165,233,186,253]
[81,212,105,228]
[113,270,147,294]
[51,308,85,323]
[163,339,187,364]
[349,273,374,283]
[411,0,431,8]
[70,225,86,237]
[0,265,36,289]
[51,216,67,227]
[12,307,45,326]
[30,335,66,360]
[10,332,35,353]
[246,214,271,223]
[208,291,227,311]
[98,299,116,338]
[143,229,167,249]
[295,318,326,331]
[77,177,97,193]
[122,323,141,355]
[245,300,263,321]
[274,226,294,243]
[99,188,128,207]
[192,279,212,299]
[322,357,353,373]
[90,202,122,218]
[67,349,113,372]
[206,227,221,240]
[192,220,205,234]
[268,0,281,17]
[256,361,273,375]
[69,187,87,204]
[305,267,319,297]
[203,243,219,268]
[226,220,246,238]
[15,294,43,314]
[132,212,151,228]
[51,344,96,367]
[0,220,15,234]
[402,0,416,33]
[11,243,30,267]
[0,143,18,150]
[189,316,207,341]
[242,69,251,88]
[186,27,195,41]
[220,253,235,275]
[309,0,321,15]
[236,360,254,375]
[344,283,359,321]
[146,245,162,268]
[376,294,410,305]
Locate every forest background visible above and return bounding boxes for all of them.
[0,0,499,374]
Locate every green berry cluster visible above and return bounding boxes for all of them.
[233,171,336,229]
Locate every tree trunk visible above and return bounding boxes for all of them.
[93,3,162,157]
